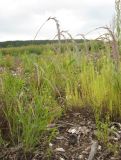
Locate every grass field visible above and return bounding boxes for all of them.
[0,40,121,157]
[0,1,121,159]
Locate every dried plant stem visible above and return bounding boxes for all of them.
[34,17,61,53]
[99,27,120,69]
[34,17,50,40]
[48,17,61,53]
[115,0,121,45]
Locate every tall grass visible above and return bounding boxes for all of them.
[0,0,121,154]
[0,41,121,152]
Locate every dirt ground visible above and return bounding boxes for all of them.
[0,107,121,160]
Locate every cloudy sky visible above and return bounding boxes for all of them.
[0,0,115,41]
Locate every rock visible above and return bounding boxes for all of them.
[78,155,84,159]
[111,157,116,160]
[85,146,91,152]
[11,71,17,76]
[98,145,101,150]
[113,137,119,141]
[55,148,65,152]
[68,128,77,134]
[68,126,90,135]
[56,136,65,140]
[82,151,89,155]
[49,143,53,147]
[60,157,65,160]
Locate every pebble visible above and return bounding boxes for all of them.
[98,145,101,150]
[68,128,77,134]
[85,146,91,152]
[111,157,116,160]
[78,155,84,159]
[49,143,53,147]
[56,136,65,140]
[55,148,65,152]
[82,151,89,155]
[68,126,90,135]
[60,157,65,160]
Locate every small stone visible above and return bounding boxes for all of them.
[113,137,118,141]
[82,151,88,155]
[85,146,91,152]
[111,157,116,160]
[49,143,53,147]
[98,145,101,150]
[55,148,65,152]
[68,126,90,135]
[60,157,65,160]
[68,128,77,134]
[56,136,65,140]
[80,126,90,135]
[78,155,83,159]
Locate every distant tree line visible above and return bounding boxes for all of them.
[0,39,84,48]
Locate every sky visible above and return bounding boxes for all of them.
[0,0,115,41]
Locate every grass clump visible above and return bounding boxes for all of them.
[0,46,121,153]
[0,63,62,151]
[0,0,121,155]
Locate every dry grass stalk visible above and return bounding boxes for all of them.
[98,26,120,69]
[34,17,51,40]
[34,17,61,53]
[96,33,112,52]
[115,0,121,44]
[48,17,61,53]
[85,26,120,69]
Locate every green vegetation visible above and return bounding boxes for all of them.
[0,42,121,151]
[0,0,121,157]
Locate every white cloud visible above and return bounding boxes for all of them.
[0,0,115,41]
